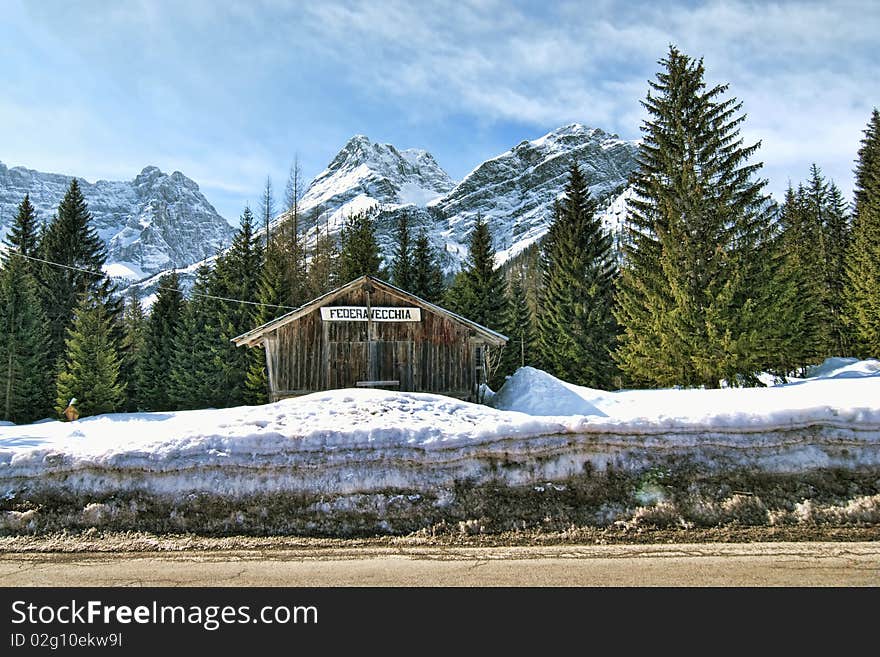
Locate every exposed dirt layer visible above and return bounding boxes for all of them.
[3,466,880,537]
[1,525,878,553]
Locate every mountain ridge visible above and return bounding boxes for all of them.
[3,122,639,307]
[0,161,235,281]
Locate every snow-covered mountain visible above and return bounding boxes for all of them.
[0,162,234,281]
[433,124,638,264]
[277,134,455,233]
[287,124,638,272]
[125,124,639,306]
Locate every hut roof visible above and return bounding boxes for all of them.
[232,275,508,348]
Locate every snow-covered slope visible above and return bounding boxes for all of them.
[0,162,234,281]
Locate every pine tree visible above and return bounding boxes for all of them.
[410,230,445,303]
[212,207,264,407]
[249,204,303,404]
[259,175,276,242]
[170,266,225,410]
[614,46,784,388]
[38,179,115,374]
[338,210,383,283]
[495,272,536,388]
[772,165,852,374]
[306,222,339,299]
[119,290,147,411]
[390,213,414,290]
[55,293,124,418]
[444,215,507,328]
[137,272,184,410]
[257,235,295,316]
[3,194,40,257]
[444,216,507,388]
[822,181,851,356]
[845,108,880,357]
[777,183,827,372]
[245,255,280,406]
[536,163,618,388]
[0,254,52,423]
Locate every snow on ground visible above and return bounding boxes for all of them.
[489,367,606,417]
[1,360,879,502]
[490,361,880,429]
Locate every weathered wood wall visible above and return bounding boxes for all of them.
[264,286,482,399]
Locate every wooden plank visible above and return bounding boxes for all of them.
[263,336,276,394]
[355,380,399,387]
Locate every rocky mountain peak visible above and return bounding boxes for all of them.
[0,163,234,282]
[268,124,639,277]
[432,123,639,265]
[288,134,456,233]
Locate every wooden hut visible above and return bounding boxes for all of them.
[232,275,507,401]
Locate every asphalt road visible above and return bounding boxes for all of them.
[1,542,878,586]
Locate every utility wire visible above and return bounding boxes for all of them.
[10,251,298,311]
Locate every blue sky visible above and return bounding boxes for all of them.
[1,0,877,223]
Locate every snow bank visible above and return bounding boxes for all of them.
[1,371,878,497]
[492,362,880,431]
[806,357,880,380]
[490,367,606,417]
[1,366,879,535]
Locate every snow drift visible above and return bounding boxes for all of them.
[2,361,879,535]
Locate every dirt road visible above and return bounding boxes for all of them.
[1,542,878,586]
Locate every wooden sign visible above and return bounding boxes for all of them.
[320,306,422,322]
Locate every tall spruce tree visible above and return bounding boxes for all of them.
[614,46,784,388]
[0,253,52,423]
[170,266,225,410]
[444,215,507,329]
[495,272,536,388]
[4,194,40,257]
[773,166,852,375]
[845,108,880,357]
[410,230,445,303]
[137,272,184,410]
[822,181,851,355]
[768,186,813,376]
[390,213,414,290]
[444,215,507,388]
[55,292,124,418]
[212,207,264,407]
[245,250,283,406]
[778,183,827,372]
[306,221,339,299]
[38,179,115,374]
[119,290,147,411]
[537,163,618,388]
[338,210,383,283]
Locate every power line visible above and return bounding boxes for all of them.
[8,251,297,311]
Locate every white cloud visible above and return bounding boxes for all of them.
[297,0,878,196]
[3,0,877,213]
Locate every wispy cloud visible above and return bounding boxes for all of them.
[1,0,877,217]
[295,0,878,197]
